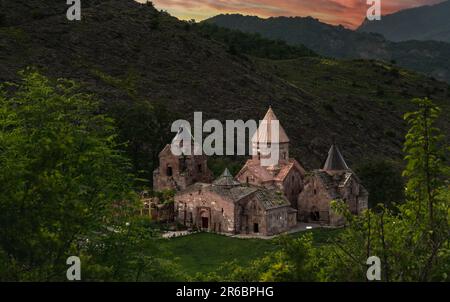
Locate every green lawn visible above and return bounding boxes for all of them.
[157,228,342,277]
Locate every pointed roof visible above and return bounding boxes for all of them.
[213,168,241,187]
[322,144,349,171]
[252,107,290,144]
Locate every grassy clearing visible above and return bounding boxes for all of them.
[157,228,342,276]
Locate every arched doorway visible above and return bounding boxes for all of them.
[310,206,320,221]
[200,210,209,230]
[253,223,259,233]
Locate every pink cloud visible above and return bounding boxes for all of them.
[147,0,446,29]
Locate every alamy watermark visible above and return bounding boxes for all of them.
[66,256,81,281]
[67,0,81,21]
[367,0,382,21]
[170,113,280,167]
[367,256,382,281]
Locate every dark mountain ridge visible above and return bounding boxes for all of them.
[358,0,450,43]
[205,13,450,83]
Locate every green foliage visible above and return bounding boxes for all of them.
[158,232,278,278]
[195,23,317,60]
[0,70,139,281]
[82,216,186,282]
[92,69,176,188]
[152,189,176,204]
[354,159,405,209]
[187,230,341,281]
[403,98,447,209]
[108,98,173,188]
[0,28,29,44]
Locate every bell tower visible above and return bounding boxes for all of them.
[251,106,290,168]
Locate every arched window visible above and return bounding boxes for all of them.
[166,166,173,177]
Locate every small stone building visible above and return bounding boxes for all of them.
[236,107,306,210]
[298,144,369,226]
[153,127,213,191]
[175,169,297,236]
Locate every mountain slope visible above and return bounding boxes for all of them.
[358,0,450,43]
[1,0,449,174]
[205,14,450,83]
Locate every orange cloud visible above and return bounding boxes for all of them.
[145,0,445,29]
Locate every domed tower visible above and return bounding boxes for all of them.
[236,107,305,211]
[251,106,291,169]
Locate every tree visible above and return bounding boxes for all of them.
[403,98,447,225]
[0,70,138,281]
[108,98,174,188]
[354,159,404,209]
[402,97,449,281]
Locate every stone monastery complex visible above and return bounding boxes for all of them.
[153,107,369,236]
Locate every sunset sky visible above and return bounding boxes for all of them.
[144,0,445,29]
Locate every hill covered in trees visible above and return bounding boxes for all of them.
[358,0,450,43]
[0,0,449,180]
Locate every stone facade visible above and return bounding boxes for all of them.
[153,128,213,191]
[297,145,369,226]
[174,169,297,236]
[152,107,370,234]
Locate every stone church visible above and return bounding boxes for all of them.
[152,107,368,235]
[298,144,369,226]
[175,169,297,236]
[153,127,213,191]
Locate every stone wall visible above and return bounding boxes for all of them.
[297,175,334,224]
[281,168,304,210]
[265,207,295,235]
[237,197,266,234]
[175,189,236,233]
[154,146,212,191]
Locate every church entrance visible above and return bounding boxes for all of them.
[253,223,259,233]
[199,208,210,230]
[310,206,320,221]
[202,217,209,229]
